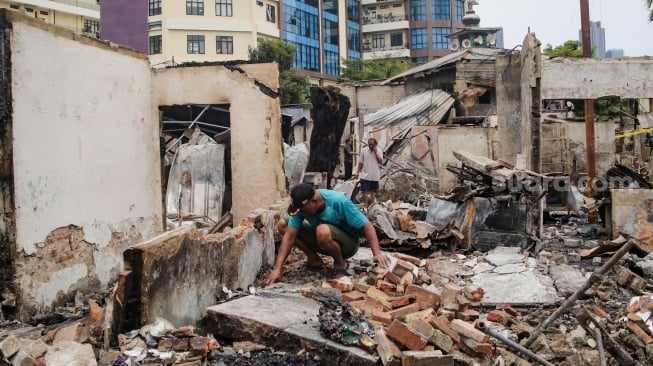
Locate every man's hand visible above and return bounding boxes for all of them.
[372,253,391,268]
[262,268,281,287]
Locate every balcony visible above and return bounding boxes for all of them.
[361,0,403,5]
[362,44,410,60]
[362,14,409,33]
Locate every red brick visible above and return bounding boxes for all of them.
[400,271,414,287]
[300,287,313,298]
[376,329,401,366]
[354,282,371,293]
[456,309,480,322]
[385,271,401,285]
[487,309,509,323]
[367,287,392,309]
[390,296,413,309]
[342,290,365,302]
[330,279,354,292]
[350,299,387,317]
[405,284,440,309]
[393,253,423,266]
[392,260,416,277]
[426,316,461,346]
[388,303,421,320]
[386,320,428,351]
[627,321,653,344]
[372,310,392,325]
[495,304,518,317]
[450,319,488,343]
[401,351,454,366]
[436,308,455,321]
[377,280,398,294]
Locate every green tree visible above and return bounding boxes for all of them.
[248,38,309,104]
[647,0,653,21]
[543,40,584,57]
[340,58,413,81]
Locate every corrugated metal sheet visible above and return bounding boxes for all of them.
[384,48,504,85]
[364,89,455,130]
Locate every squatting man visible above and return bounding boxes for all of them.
[263,183,390,285]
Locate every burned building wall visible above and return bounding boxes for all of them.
[437,126,494,192]
[151,63,285,224]
[541,57,653,100]
[495,52,523,165]
[0,11,163,318]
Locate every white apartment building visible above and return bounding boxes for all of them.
[0,0,100,37]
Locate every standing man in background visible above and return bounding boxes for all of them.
[343,138,357,181]
[356,137,383,210]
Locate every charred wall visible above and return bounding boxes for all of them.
[0,12,15,307]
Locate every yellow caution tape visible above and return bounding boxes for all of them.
[615,127,653,139]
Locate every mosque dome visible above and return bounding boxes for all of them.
[461,11,481,28]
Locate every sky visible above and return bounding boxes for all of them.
[475,0,653,56]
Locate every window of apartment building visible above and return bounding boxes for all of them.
[9,4,19,9]
[148,21,162,30]
[84,19,100,36]
[266,4,276,22]
[24,7,33,12]
[149,0,161,16]
[216,0,232,17]
[187,35,205,54]
[410,0,426,21]
[455,0,465,20]
[324,20,338,45]
[372,34,384,49]
[256,0,263,6]
[348,25,360,52]
[411,28,427,50]
[294,44,319,72]
[432,27,450,49]
[286,8,319,39]
[432,0,450,20]
[186,0,204,15]
[324,50,339,76]
[149,35,162,55]
[393,3,402,8]
[216,36,233,54]
[379,5,389,9]
[347,0,360,22]
[390,32,403,47]
[40,10,49,16]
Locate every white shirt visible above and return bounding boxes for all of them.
[359,146,383,181]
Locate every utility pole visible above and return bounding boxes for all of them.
[580,0,597,222]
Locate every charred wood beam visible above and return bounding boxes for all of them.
[575,306,638,366]
[476,321,555,366]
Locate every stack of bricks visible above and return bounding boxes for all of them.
[301,253,532,366]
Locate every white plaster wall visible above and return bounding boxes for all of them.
[437,127,493,192]
[566,120,615,176]
[151,63,285,223]
[10,20,162,306]
[542,58,653,99]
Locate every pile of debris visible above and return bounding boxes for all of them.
[297,241,653,365]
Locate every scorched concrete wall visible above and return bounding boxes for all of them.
[541,57,653,99]
[1,12,162,318]
[151,63,286,224]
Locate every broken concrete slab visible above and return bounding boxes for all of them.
[200,291,379,366]
[549,264,588,297]
[471,246,559,305]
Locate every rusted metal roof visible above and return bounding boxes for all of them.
[363,89,455,129]
[384,48,504,85]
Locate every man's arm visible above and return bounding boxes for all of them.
[263,227,298,286]
[374,148,383,164]
[362,221,390,267]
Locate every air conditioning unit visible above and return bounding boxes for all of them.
[449,39,460,51]
[461,39,472,49]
